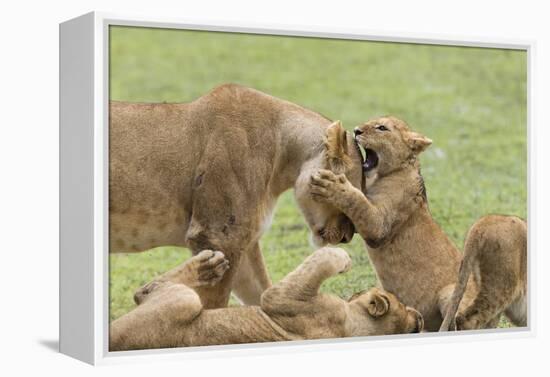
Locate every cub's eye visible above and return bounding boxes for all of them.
[376,125,389,131]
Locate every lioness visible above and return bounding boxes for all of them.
[109,247,424,351]
[110,84,363,308]
[309,116,527,331]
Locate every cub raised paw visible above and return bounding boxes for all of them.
[312,247,352,275]
[134,250,230,305]
[155,249,230,288]
[189,250,230,287]
[309,169,354,203]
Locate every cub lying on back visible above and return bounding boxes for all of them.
[309,116,527,331]
[110,247,423,351]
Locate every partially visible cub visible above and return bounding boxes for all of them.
[440,215,527,331]
[309,116,527,331]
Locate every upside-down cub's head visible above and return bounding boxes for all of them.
[295,121,363,246]
[354,116,432,177]
[348,287,424,336]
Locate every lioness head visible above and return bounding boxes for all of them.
[295,121,363,246]
[348,287,424,335]
[354,116,432,179]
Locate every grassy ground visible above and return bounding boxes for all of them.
[109,26,527,327]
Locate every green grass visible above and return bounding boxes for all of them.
[108,26,527,327]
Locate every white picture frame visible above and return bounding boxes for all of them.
[59,11,535,365]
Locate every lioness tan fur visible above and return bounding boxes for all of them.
[309,116,527,331]
[109,247,424,351]
[109,84,363,308]
[440,215,527,331]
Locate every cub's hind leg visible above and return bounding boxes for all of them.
[483,313,503,329]
[455,216,526,330]
[109,250,229,351]
[260,247,351,338]
[438,282,477,331]
[134,249,230,305]
[504,292,527,327]
[261,247,351,314]
[456,269,517,330]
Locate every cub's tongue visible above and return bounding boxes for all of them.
[363,149,379,172]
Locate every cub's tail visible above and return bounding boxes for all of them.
[439,226,481,331]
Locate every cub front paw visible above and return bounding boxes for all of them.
[309,169,349,203]
[195,250,230,286]
[314,247,352,274]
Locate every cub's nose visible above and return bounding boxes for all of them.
[354,127,363,137]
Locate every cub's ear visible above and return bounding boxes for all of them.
[405,131,432,154]
[325,120,352,174]
[366,291,390,318]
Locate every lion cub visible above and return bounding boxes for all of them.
[110,247,423,351]
[310,116,527,331]
[440,215,527,331]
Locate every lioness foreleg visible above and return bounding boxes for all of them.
[231,242,272,305]
[185,180,261,308]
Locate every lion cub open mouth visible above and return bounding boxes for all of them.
[353,127,379,173]
[362,148,379,172]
